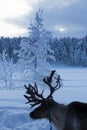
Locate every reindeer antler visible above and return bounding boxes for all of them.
[24,70,61,107]
[24,83,45,107]
[43,70,61,99]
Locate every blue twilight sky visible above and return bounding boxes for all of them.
[0,0,87,38]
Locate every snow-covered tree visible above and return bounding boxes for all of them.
[0,50,17,89]
[75,38,87,66]
[19,9,55,84]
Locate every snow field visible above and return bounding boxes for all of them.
[0,67,87,130]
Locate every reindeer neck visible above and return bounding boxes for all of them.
[48,100,67,130]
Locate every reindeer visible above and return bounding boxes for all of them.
[24,70,87,130]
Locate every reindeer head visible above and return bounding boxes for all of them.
[24,70,61,119]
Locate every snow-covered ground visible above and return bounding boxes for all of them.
[0,67,87,130]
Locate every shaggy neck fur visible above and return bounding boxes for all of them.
[48,100,67,130]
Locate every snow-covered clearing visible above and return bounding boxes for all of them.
[0,67,87,130]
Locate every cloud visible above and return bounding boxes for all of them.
[0,0,87,37]
[54,23,87,37]
[0,21,27,37]
[0,0,44,37]
[0,0,31,19]
[0,0,33,37]
[41,0,80,9]
[41,0,87,37]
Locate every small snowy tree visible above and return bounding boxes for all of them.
[19,9,55,84]
[0,50,17,89]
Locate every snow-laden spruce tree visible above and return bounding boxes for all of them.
[19,9,55,84]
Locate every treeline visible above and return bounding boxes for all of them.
[51,35,87,66]
[0,37,21,62]
[0,35,87,66]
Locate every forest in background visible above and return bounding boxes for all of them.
[0,35,87,66]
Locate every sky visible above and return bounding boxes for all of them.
[0,0,87,38]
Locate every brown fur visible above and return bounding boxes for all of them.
[30,99,87,130]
